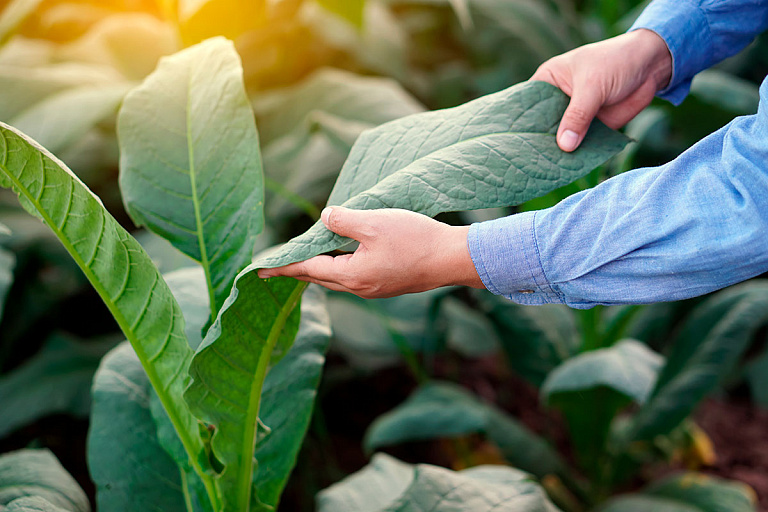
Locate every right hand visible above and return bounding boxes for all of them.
[532,28,673,152]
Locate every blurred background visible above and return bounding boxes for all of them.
[1,0,768,510]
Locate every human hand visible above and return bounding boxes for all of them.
[532,28,672,152]
[257,207,484,298]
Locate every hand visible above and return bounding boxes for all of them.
[257,207,484,298]
[532,28,672,152]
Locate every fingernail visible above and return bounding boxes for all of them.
[258,270,273,279]
[321,207,332,226]
[559,130,579,152]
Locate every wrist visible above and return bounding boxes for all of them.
[439,225,484,289]
[631,28,673,91]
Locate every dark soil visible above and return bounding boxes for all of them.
[696,398,768,511]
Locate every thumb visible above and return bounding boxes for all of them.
[557,88,603,152]
[321,206,374,241]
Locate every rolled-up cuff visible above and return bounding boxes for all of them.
[629,0,713,105]
[468,211,564,305]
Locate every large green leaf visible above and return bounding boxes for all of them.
[0,334,116,438]
[255,80,629,270]
[5,496,71,512]
[119,37,264,318]
[365,381,565,478]
[0,122,214,501]
[541,340,663,476]
[251,285,332,509]
[317,453,561,512]
[476,292,579,386]
[0,449,89,512]
[627,282,768,443]
[88,343,191,512]
[184,273,307,511]
[598,473,756,512]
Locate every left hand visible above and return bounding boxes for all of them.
[257,207,485,298]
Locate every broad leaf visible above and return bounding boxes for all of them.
[598,473,756,512]
[365,381,565,478]
[541,340,663,476]
[440,296,500,357]
[0,449,89,511]
[5,496,70,512]
[0,122,213,497]
[0,334,116,438]
[184,273,307,510]
[628,282,768,442]
[317,453,562,512]
[252,285,332,509]
[0,245,14,320]
[255,80,629,270]
[477,292,579,386]
[119,37,264,318]
[88,343,192,512]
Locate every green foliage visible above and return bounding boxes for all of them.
[0,449,89,512]
[256,80,629,269]
[317,453,562,512]
[119,37,264,317]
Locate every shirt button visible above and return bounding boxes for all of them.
[518,289,534,294]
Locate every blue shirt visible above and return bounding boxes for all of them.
[468,0,768,308]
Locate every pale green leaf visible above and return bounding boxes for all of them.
[0,449,89,512]
[598,473,756,512]
[164,266,209,350]
[317,453,561,512]
[0,122,213,495]
[88,343,190,512]
[6,496,70,512]
[252,285,332,509]
[255,80,629,270]
[441,297,500,357]
[119,37,264,319]
[184,274,307,510]
[0,245,14,319]
[365,381,564,478]
[628,281,768,442]
[11,83,130,155]
[0,334,115,438]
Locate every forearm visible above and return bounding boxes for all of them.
[469,78,768,308]
[631,0,768,104]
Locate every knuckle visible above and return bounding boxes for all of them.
[564,106,593,124]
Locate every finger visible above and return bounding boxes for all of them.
[557,84,604,152]
[257,254,352,283]
[597,79,657,129]
[321,206,377,241]
[287,275,355,294]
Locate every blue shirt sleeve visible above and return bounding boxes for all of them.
[630,0,768,104]
[468,76,768,309]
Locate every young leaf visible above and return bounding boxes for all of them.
[0,122,214,500]
[184,274,307,511]
[0,449,89,511]
[317,453,562,512]
[119,37,264,319]
[88,343,193,512]
[255,80,630,270]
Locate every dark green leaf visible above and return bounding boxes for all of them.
[0,449,88,511]
[88,343,191,512]
[365,381,564,478]
[119,37,264,317]
[0,334,116,438]
[255,80,630,269]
